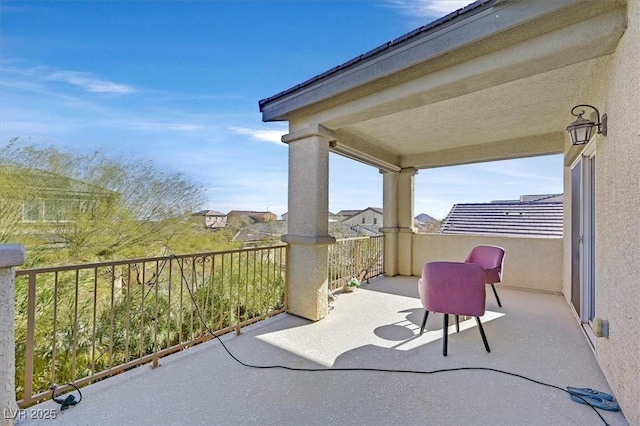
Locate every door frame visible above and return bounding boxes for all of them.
[570,138,597,346]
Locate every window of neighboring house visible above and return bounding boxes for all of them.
[373,218,377,225]
[44,199,73,222]
[77,199,97,214]
[22,199,41,222]
[362,217,366,224]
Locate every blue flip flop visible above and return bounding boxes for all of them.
[567,386,615,401]
[570,394,620,411]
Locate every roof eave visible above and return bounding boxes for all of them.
[259,0,577,122]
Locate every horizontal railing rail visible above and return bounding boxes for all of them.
[328,235,384,291]
[15,245,287,407]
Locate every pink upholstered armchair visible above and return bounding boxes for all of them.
[465,245,505,307]
[418,261,491,356]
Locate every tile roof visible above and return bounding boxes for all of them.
[336,210,362,218]
[439,201,563,237]
[192,210,225,216]
[0,166,110,197]
[337,207,383,218]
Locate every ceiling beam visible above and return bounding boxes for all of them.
[402,132,564,169]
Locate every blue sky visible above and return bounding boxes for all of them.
[0,0,562,220]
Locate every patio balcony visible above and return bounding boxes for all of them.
[1,1,638,421]
[1,236,628,425]
[17,275,626,425]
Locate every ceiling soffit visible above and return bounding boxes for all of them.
[264,1,626,170]
[340,57,607,157]
[301,8,625,130]
[306,7,625,168]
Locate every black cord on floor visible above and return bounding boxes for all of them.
[50,383,82,410]
[173,255,609,426]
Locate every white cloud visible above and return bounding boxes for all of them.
[45,70,135,94]
[229,126,287,146]
[387,0,475,18]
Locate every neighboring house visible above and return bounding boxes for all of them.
[0,166,111,228]
[491,194,564,203]
[339,207,383,227]
[191,210,227,230]
[414,213,440,233]
[260,0,640,420]
[439,194,563,237]
[226,210,277,226]
[335,209,361,220]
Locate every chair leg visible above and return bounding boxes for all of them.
[443,314,449,356]
[455,315,460,333]
[476,317,491,353]
[491,283,502,307]
[420,310,429,336]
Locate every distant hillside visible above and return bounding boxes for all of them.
[415,213,438,223]
[414,213,441,233]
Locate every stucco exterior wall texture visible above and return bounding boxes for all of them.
[343,210,382,227]
[412,234,563,293]
[282,132,334,321]
[583,0,639,422]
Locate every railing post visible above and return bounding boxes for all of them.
[0,244,26,426]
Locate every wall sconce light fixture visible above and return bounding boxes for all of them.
[566,104,607,145]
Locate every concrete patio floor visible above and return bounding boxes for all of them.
[20,276,627,425]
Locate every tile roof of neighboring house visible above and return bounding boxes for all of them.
[0,166,111,197]
[227,210,275,216]
[337,207,383,218]
[415,213,438,223]
[192,210,225,217]
[439,200,563,237]
[337,210,361,218]
[491,194,563,203]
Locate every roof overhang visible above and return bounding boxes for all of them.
[259,0,627,169]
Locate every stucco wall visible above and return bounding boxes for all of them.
[566,0,640,422]
[343,210,383,227]
[412,233,563,293]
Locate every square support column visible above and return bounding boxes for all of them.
[381,171,399,276]
[1,244,26,426]
[281,125,336,321]
[381,168,417,276]
[397,168,417,275]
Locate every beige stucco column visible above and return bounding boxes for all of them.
[281,125,336,321]
[381,168,417,276]
[381,171,399,276]
[1,244,26,426]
